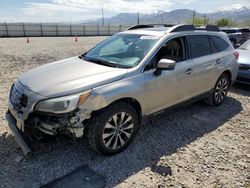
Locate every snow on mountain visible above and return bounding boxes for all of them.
[86,7,250,25]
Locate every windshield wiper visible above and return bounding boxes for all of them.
[83,56,118,68]
[79,54,132,69]
[79,52,87,59]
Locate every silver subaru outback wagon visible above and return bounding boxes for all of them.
[6,24,239,155]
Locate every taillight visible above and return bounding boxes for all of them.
[234,51,239,60]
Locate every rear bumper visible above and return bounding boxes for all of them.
[5,112,32,155]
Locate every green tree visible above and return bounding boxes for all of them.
[187,17,207,25]
[215,18,237,27]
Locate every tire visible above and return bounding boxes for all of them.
[205,73,230,106]
[87,102,139,155]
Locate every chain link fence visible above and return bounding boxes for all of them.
[0,22,132,37]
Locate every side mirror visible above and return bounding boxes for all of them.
[157,59,176,70]
[154,59,176,76]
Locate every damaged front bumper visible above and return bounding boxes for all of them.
[5,111,32,155]
[6,108,88,155]
[6,81,93,155]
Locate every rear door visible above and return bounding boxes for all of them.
[209,35,231,85]
[188,35,218,96]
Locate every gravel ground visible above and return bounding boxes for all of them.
[0,37,249,188]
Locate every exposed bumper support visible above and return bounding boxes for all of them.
[5,112,32,155]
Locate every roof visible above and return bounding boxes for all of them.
[121,24,222,37]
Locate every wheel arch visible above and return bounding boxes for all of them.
[222,70,232,86]
[109,97,142,125]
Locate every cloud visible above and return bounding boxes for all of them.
[217,3,250,11]
[52,0,173,13]
[19,0,199,22]
[9,0,248,22]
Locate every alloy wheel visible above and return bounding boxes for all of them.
[214,78,228,103]
[102,112,134,150]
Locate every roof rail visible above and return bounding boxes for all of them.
[205,25,220,31]
[127,24,175,30]
[127,24,220,32]
[197,25,220,31]
[168,24,195,32]
[128,25,154,30]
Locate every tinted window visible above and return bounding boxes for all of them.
[189,35,211,58]
[210,36,229,52]
[209,37,218,53]
[222,29,239,34]
[156,37,186,62]
[239,29,250,33]
[144,36,187,71]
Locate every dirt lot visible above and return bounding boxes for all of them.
[0,37,249,188]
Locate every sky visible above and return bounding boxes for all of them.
[0,0,250,22]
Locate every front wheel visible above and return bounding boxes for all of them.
[205,73,230,106]
[87,102,139,155]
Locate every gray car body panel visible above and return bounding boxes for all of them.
[237,49,250,65]
[236,48,250,84]
[19,57,128,98]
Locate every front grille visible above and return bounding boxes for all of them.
[10,85,28,113]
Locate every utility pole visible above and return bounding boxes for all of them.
[203,15,207,25]
[102,8,104,26]
[192,10,196,24]
[137,12,140,25]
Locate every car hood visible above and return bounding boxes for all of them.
[19,57,128,97]
[237,49,250,65]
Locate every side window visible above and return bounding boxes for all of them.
[144,37,187,71]
[210,36,229,52]
[189,35,211,58]
[208,37,218,54]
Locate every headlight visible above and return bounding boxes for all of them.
[35,90,91,114]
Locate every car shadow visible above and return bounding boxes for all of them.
[230,83,250,97]
[0,96,243,187]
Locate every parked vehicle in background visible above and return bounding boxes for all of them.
[221,28,250,48]
[6,24,239,156]
[236,40,250,84]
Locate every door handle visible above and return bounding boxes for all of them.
[185,68,192,75]
[216,59,222,64]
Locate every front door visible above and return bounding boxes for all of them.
[143,36,195,115]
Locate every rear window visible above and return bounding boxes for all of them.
[222,29,240,34]
[239,29,250,33]
[189,35,211,58]
[210,36,229,52]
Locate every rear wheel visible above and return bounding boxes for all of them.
[87,102,139,155]
[205,73,230,106]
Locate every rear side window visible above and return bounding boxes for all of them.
[222,29,239,34]
[210,36,229,52]
[189,35,211,58]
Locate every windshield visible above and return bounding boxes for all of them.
[239,40,250,51]
[84,34,159,68]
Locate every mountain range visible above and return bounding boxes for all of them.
[86,6,250,25]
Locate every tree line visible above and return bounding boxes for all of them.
[187,17,250,27]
